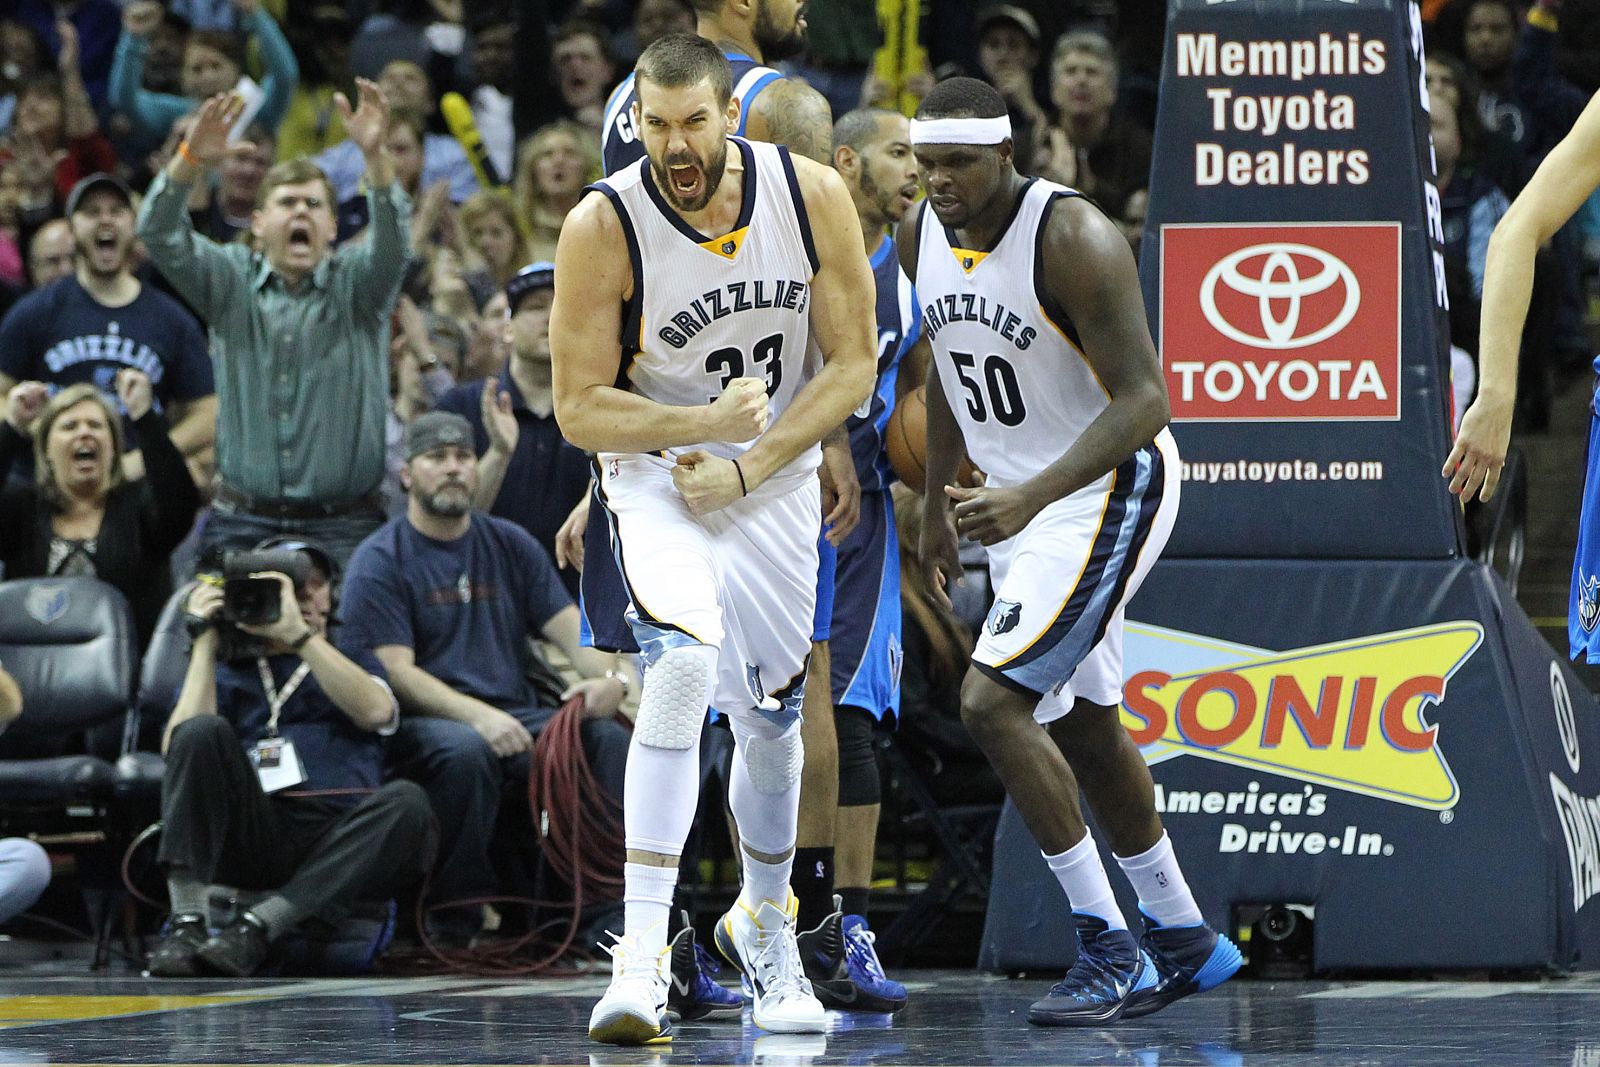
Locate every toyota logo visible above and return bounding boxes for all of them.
[1200,242,1361,350]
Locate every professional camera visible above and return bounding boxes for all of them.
[221,549,314,626]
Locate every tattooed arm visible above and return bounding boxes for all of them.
[743,77,834,163]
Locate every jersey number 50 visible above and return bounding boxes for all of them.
[706,332,784,399]
[951,350,1026,427]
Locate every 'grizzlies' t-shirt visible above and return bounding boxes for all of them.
[340,513,572,711]
[0,275,213,420]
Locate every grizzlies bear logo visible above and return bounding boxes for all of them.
[988,599,1022,637]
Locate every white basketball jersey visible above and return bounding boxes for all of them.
[917,179,1107,488]
[591,137,822,485]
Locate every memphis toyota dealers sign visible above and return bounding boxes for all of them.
[1160,222,1401,421]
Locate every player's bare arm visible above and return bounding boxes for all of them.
[551,191,769,454]
[949,197,1169,547]
[745,78,834,164]
[1445,88,1600,503]
[734,159,876,488]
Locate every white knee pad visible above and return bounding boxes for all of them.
[634,644,716,751]
[741,724,804,796]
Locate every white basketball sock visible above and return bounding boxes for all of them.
[623,862,677,956]
[1043,831,1127,931]
[1115,832,1204,928]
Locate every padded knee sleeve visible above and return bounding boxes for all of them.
[742,722,804,796]
[835,704,882,806]
[634,644,716,750]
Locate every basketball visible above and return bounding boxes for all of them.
[887,385,981,493]
[887,385,929,491]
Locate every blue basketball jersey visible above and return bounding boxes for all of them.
[849,234,921,492]
[601,52,785,176]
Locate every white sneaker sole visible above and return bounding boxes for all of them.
[588,1004,671,1045]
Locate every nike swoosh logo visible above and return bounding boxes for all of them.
[828,983,857,1004]
[672,974,694,998]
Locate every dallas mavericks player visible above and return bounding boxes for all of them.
[549,37,875,1045]
[905,78,1241,1026]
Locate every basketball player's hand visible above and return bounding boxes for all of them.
[920,505,961,611]
[947,483,1039,546]
[819,437,861,545]
[672,450,744,515]
[556,493,589,571]
[1443,394,1512,502]
[707,378,770,442]
[471,706,532,757]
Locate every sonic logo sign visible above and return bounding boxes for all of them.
[1159,222,1401,421]
[1120,622,1482,810]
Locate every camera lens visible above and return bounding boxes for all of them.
[1261,906,1298,942]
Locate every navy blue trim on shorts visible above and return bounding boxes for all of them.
[974,660,1044,698]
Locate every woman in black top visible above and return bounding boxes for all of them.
[2,375,201,647]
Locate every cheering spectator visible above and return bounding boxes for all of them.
[338,107,427,242]
[434,263,589,596]
[1,377,201,646]
[467,15,516,182]
[382,295,456,516]
[460,289,510,383]
[2,26,118,207]
[315,60,476,205]
[0,20,51,136]
[975,5,1048,172]
[512,119,598,262]
[1033,30,1153,216]
[147,553,429,978]
[110,0,300,143]
[14,0,120,109]
[274,4,355,163]
[138,83,409,568]
[551,19,615,135]
[25,219,73,289]
[458,189,529,290]
[191,122,275,244]
[0,174,218,476]
[611,0,695,67]
[341,411,635,944]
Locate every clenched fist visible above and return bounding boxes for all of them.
[707,377,769,443]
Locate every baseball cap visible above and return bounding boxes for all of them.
[504,261,556,313]
[405,411,475,461]
[976,4,1041,44]
[65,173,134,217]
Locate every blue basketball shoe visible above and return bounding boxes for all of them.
[667,919,742,1022]
[839,915,907,1013]
[1121,911,1243,1019]
[1027,913,1157,1026]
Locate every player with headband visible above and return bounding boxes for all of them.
[902,77,1241,1026]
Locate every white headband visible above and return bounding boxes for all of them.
[909,115,1013,146]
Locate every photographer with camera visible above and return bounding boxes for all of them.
[147,542,433,978]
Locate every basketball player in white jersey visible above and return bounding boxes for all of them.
[904,78,1241,1026]
[550,36,875,1045]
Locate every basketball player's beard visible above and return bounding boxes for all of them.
[654,140,729,213]
[753,0,805,61]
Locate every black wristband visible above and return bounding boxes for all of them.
[183,612,213,641]
[288,628,315,652]
[733,458,748,497]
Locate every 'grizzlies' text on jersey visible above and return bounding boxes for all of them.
[916,179,1107,488]
[588,137,823,488]
[601,53,784,176]
[850,234,920,492]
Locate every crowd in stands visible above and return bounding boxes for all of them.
[0,0,1597,972]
